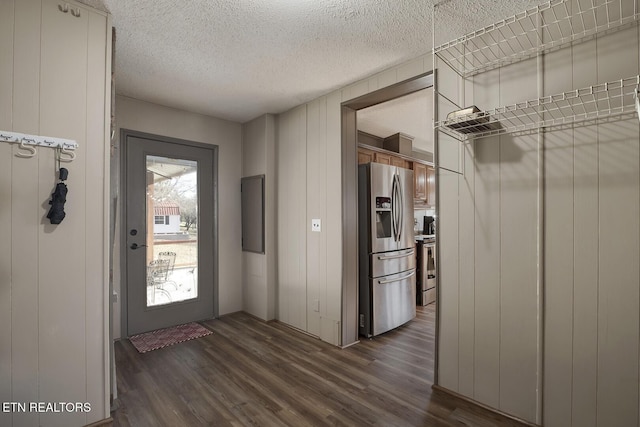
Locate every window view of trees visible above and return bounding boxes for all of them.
[152,172,197,232]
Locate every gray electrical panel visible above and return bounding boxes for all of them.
[241,175,265,254]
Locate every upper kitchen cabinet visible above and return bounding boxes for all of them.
[413,162,434,207]
[357,130,432,205]
[391,155,411,169]
[357,145,410,168]
[358,147,375,164]
[414,162,427,201]
[357,131,415,168]
[356,144,433,207]
[373,151,392,165]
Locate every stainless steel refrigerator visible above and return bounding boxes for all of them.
[358,162,416,337]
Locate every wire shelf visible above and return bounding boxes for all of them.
[435,75,640,140]
[434,0,640,77]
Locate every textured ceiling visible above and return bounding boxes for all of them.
[78,0,548,123]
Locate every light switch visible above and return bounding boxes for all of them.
[311,219,321,232]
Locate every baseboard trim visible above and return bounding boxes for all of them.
[340,339,360,349]
[85,416,113,427]
[216,311,276,324]
[240,310,277,324]
[432,384,540,427]
[274,319,321,339]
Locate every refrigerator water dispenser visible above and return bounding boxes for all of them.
[375,197,392,238]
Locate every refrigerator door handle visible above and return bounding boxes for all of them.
[394,174,401,242]
[378,270,416,285]
[377,250,415,260]
[391,174,398,240]
[397,173,403,241]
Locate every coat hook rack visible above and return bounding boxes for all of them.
[0,130,78,158]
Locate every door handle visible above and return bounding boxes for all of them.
[130,243,147,250]
[391,175,398,240]
[392,174,401,241]
[396,174,403,241]
[377,250,415,260]
[378,270,416,285]
[393,174,402,241]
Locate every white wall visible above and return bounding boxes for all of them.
[242,114,276,320]
[277,105,309,332]
[274,55,433,345]
[0,1,111,426]
[542,21,640,427]
[435,8,640,427]
[112,95,243,338]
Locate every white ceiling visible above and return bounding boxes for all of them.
[357,88,433,154]
[78,0,547,124]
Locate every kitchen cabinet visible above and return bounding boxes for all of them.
[413,163,435,207]
[374,152,391,165]
[413,162,427,202]
[358,146,407,167]
[358,146,432,206]
[358,147,375,164]
[391,156,411,169]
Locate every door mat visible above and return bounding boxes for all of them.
[129,322,213,353]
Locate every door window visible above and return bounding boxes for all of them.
[145,155,198,307]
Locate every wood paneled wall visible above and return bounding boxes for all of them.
[543,21,640,427]
[242,114,276,321]
[275,56,434,345]
[436,5,640,425]
[277,105,308,332]
[0,1,111,426]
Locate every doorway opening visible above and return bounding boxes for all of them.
[340,71,437,379]
[120,129,218,337]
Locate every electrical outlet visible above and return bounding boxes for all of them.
[311,219,321,232]
[112,291,118,303]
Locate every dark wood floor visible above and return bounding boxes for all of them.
[112,305,527,426]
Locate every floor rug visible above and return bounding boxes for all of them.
[129,322,212,353]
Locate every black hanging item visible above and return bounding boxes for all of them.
[47,181,67,224]
[59,167,68,181]
[47,148,69,224]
